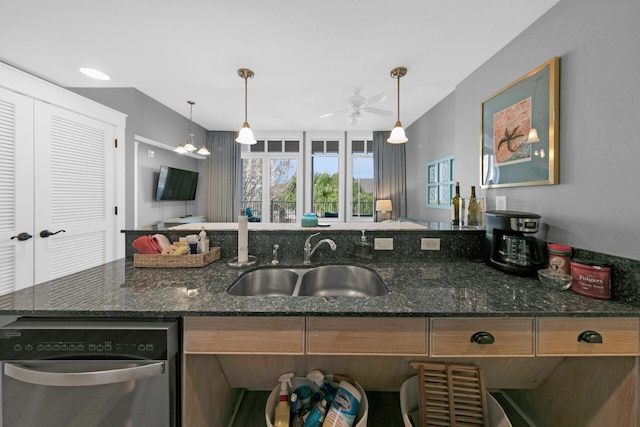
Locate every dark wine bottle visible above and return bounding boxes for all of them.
[467,186,479,226]
[451,181,461,225]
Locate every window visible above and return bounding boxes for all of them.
[245,131,372,223]
[426,156,455,209]
[241,132,303,223]
[304,132,346,221]
[347,136,374,221]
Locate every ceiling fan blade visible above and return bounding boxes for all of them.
[366,92,387,105]
[320,107,350,118]
[362,107,394,116]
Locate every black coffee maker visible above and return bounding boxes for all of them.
[484,210,547,276]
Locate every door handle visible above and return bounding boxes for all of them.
[4,361,165,387]
[10,232,33,241]
[40,229,66,238]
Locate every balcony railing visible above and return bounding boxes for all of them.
[241,200,374,222]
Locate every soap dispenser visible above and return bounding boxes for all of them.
[354,230,373,260]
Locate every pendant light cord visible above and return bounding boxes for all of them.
[244,75,248,123]
[396,74,401,123]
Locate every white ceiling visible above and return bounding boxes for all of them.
[0,0,559,133]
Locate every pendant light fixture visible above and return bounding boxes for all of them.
[387,66,408,144]
[236,68,257,145]
[175,101,210,156]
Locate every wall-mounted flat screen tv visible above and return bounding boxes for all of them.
[155,165,199,201]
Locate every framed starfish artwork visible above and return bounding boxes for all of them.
[481,57,560,188]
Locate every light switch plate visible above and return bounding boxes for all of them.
[496,196,507,210]
[374,237,394,250]
[421,238,441,250]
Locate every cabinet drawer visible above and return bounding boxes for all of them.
[307,317,426,355]
[537,317,640,356]
[430,318,534,357]
[184,316,305,354]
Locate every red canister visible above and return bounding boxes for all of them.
[570,259,612,299]
[548,243,572,275]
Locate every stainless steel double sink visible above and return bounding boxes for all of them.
[227,265,388,297]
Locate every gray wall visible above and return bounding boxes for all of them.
[405,0,640,261]
[70,88,208,227]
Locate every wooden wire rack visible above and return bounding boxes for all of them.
[409,361,490,427]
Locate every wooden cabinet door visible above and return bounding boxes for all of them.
[537,317,640,356]
[307,317,427,355]
[430,318,535,357]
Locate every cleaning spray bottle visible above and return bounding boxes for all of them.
[274,373,294,427]
[306,370,337,407]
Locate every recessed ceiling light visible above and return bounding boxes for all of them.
[79,67,111,81]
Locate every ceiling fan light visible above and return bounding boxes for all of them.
[236,122,257,145]
[387,121,408,144]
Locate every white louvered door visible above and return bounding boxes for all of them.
[33,101,116,284]
[0,88,35,294]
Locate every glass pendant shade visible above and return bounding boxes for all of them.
[387,121,408,144]
[236,122,257,145]
[196,146,211,156]
[174,144,187,154]
[527,128,540,143]
[183,134,197,152]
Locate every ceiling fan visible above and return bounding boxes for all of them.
[320,87,393,125]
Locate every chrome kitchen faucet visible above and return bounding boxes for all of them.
[303,232,337,265]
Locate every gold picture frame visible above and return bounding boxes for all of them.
[480,57,560,188]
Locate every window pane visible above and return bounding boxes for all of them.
[251,140,265,152]
[352,157,374,218]
[284,140,299,152]
[312,156,339,217]
[352,140,365,154]
[326,140,339,154]
[311,140,324,154]
[267,140,282,152]
[366,140,373,153]
[242,158,263,219]
[270,159,297,223]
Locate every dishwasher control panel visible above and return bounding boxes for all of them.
[0,319,174,360]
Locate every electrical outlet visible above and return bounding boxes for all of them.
[421,238,440,251]
[374,237,394,250]
[496,196,507,210]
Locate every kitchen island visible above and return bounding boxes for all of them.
[1,255,639,426]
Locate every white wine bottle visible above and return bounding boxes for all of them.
[467,186,479,226]
[451,181,461,225]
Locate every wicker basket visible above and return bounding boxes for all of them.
[409,361,490,427]
[133,247,221,268]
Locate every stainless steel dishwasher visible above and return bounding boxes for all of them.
[0,318,179,427]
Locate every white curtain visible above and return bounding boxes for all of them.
[373,131,407,221]
[205,131,241,222]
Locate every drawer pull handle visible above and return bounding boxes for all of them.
[470,331,495,345]
[578,330,603,344]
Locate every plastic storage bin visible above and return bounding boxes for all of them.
[265,375,368,427]
[400,376,511,427]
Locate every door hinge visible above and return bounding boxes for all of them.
[114,138,118,148]
[115,206,118,215]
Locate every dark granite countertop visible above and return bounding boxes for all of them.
[1,257,638,318]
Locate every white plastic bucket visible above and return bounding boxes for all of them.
[265,376,368,427]
[400,376,512,427]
